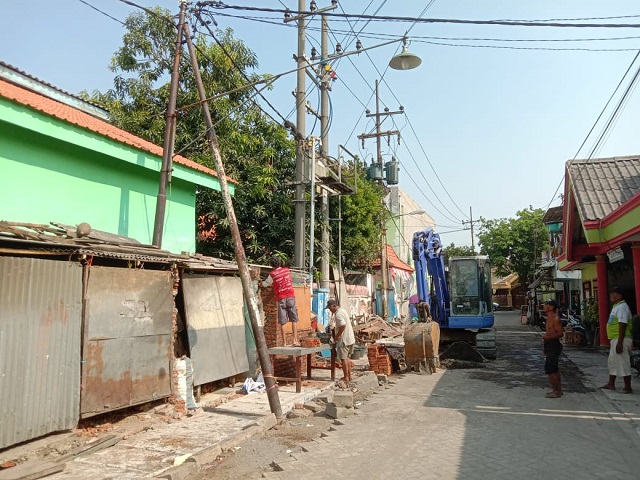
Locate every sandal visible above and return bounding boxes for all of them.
[545,392,562,398]
[600,384,616,390]
[622,388,633,394]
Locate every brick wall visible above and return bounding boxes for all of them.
[260,287,312,378]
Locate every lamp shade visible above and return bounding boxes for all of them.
[389,46,422,71]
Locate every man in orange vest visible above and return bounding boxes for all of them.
[262,256,300,347]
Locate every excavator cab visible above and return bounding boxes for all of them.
[448,256,494,329]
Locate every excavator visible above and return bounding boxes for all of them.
[404,227,496,373]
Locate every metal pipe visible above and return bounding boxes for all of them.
[182,23,282,418]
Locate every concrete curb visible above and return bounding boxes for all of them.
[154,382,335,478]
[154,413,277,479]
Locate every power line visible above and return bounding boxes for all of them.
[78,0,124,24]
[542,48,640,212]
[206,4,640,29]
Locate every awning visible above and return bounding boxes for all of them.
[391,267,412,282]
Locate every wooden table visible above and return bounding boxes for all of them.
[267,345,336,393]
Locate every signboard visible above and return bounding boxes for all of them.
[607,247,624,263]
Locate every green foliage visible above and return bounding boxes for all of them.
[82,8,296,263]
[582,297,599,332]
[477,206,546,284]
[332,161,385,270]
[443,243,475,263]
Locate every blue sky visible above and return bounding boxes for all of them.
[2,1,640,247]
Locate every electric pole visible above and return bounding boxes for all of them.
[319,14,330,291]
[152,1,187,248]
[293,0,307,270]
[462,206,480,254]
[358,80,402,321]
[181,20,282,418]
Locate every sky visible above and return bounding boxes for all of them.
[3,1,640,247]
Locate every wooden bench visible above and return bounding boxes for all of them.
[267,345,336,393]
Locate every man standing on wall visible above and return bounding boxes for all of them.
[262,256,300,347]
[326,299,355,383]
[601,286,634,394]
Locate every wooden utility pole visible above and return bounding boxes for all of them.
[181,22,282,418]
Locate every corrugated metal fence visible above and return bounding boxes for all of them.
[0,257,82,449]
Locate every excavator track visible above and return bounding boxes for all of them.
[475,328,497,359]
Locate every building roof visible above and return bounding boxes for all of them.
[0,61,108,119]
[542,206,563,224]
[567,156,640,221]
[372,244,414,272]
[0,78,233,182]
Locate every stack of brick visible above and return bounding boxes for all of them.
[301,337,322,348]
[367,344,392,376]
[261,288,312,379]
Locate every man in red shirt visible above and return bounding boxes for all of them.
[262,256,300,346]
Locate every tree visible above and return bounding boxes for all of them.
[477,206,546,284]
[83,8,296,264]
[443,243,475,263]
[331,162,385,271]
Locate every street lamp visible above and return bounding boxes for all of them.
[393,209,425,218]
[389,38,422,71]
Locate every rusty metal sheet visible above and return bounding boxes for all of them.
[182,275,248,386]
[0,257,82,449]
[81,267,173,417]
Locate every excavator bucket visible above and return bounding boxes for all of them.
[404,321,440,374]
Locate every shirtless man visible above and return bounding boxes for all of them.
[543,299,564,398]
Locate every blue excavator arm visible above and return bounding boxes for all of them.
[412,227,450,326]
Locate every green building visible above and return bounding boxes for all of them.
[0,63,231,254]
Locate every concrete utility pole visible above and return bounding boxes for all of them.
[152,1,187,248]
[182,24,282,418]
[319,15,330,291]
[293,0,307,270]
[358,80,403,321]
[462,206,479,254]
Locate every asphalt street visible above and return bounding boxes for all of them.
[263,311,640,480]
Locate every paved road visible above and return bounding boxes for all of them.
[269,312,640,480]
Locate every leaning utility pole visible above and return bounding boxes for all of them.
[358,80,402,321]
[182,23,282,418]
[152,1,187,248]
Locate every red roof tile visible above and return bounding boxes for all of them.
[0,78,236,183]
[372,244,414,272]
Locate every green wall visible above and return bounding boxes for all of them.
[0,99,222,254]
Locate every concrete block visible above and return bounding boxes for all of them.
[325,403,353,419]
[303,402,323,413]
[314,391,334,404]
[332,391,353,408]
[377,374,388,383]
